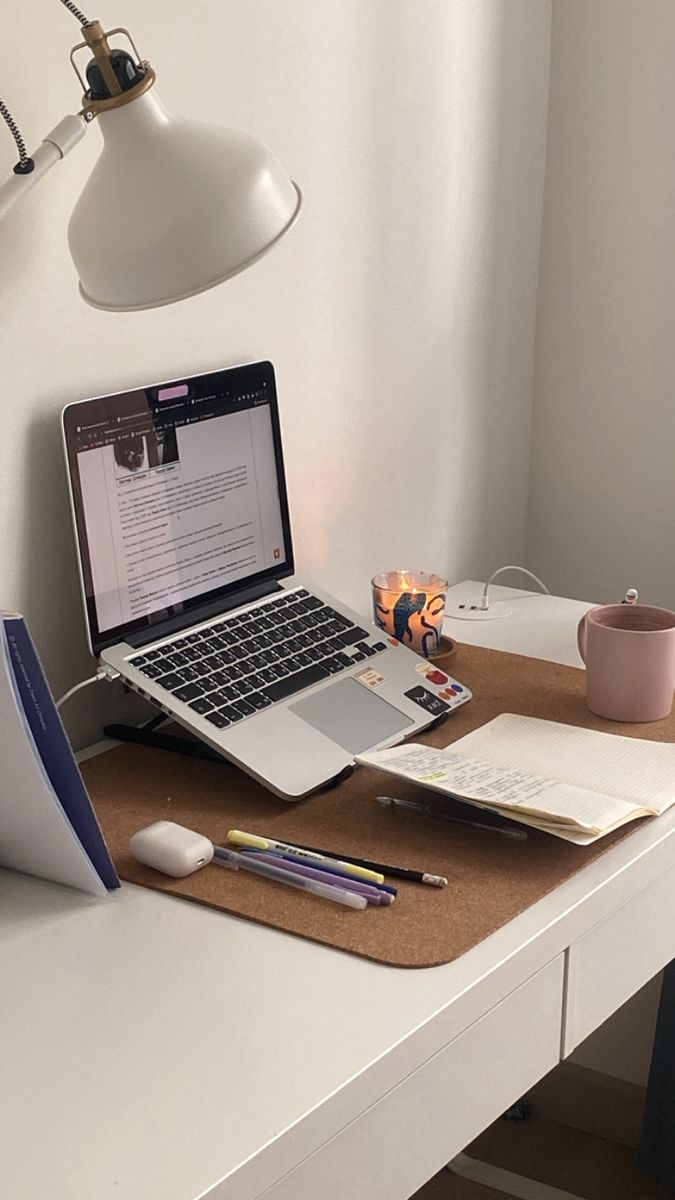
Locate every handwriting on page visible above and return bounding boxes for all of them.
[377,745,557,807]
[366,741,643,831]
[452,713,675,813]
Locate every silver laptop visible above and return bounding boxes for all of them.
[62,361,471,799]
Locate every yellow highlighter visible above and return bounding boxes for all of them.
[226,829,385,884]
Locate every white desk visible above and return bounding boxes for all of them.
[442,577,592,667]
[2,583,674,1200]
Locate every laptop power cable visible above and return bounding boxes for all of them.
[56,663,121,710]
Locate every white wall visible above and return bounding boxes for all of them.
[0,0,551,748]
[527,0,675,609]
[530,0,675,1089]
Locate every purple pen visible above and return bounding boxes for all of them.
[239,850,394,905]
[240,849,398,897]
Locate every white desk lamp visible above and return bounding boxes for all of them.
[0,2,301,310]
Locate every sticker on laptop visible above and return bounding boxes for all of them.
[354,666,386,689]
[415,662,449,686]
[404,685,450,716]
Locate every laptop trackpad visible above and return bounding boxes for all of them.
[290,678,412,755]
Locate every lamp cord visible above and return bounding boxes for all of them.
[0,97,30,169]
[59,0,93,26]
[1,2,92,171]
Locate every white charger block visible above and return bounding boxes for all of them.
[129,820,214,878]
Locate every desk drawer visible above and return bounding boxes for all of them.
[564,862,675,1056]
[259,955,563,1200]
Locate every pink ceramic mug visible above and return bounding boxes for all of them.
[577,604,675,722]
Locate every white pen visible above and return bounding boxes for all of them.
[226,828,384,883]
[212,844,367,909]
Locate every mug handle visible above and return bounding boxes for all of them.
[577,615,587,664]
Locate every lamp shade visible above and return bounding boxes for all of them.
[68,91,301,311]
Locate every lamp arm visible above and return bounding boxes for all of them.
[0,113,88,220]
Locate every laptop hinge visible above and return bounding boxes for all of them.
[125,580,283,649]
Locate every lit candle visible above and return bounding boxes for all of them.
[371,570,448,658]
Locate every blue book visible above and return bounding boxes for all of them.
[2,614,119,891]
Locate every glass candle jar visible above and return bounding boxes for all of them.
[371,571,448,658]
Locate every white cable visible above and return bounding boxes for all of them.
[481,565,550,611]
[56,666,112,710]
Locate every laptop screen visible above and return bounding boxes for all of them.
[62,361,294,655]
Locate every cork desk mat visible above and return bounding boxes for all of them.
[80,643,675,969]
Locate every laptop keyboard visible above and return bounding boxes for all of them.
[128,589,388,730]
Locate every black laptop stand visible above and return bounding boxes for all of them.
[103,713,226,762]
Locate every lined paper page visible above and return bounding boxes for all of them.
[451,714,675,813]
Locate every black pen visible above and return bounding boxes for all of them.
[376,795,528,841]
[283,840,447,887]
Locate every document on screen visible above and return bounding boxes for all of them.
[76,405,284,632]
